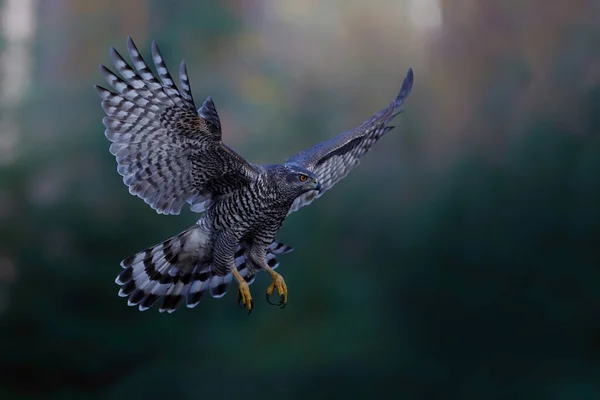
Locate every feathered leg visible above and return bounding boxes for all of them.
[212,229,254,313]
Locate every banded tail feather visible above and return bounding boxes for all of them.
[115,225,293,313]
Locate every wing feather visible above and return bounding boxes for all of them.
[285,68,414,214]
[95,38,259,215]
[179,60,195,105]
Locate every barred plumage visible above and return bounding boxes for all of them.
[95,37,258,216]
[115,223,293,313]
[96,38,413,313]
[285,68,414,213]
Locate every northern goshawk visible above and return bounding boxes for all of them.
[95,38,413,313]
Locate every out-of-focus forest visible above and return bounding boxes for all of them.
[1,0,600,398]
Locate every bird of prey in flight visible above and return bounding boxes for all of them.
[95,37,413,313]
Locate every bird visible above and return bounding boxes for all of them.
[95,37,413,314]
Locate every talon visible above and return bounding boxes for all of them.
[265,271,288,308]
[236,281,253,313]
[266,290,278,306]
[233,268,253,313]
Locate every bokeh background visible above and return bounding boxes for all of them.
[1,0,600,398]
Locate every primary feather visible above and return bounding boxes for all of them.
[95,37,258,215]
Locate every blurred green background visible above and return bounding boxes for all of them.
[1,0,600,399]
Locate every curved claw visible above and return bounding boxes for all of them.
[265,272,288,308]
[238,291,246,310]
[236,281,253,314]
[274,294,286,307]
[265,292,286,308]
[265,291,275,305]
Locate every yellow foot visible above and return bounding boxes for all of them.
[265,269,288,308]
[232,268,253,314]
[237,281,253,314]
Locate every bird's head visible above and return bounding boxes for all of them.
[269,164,321,200]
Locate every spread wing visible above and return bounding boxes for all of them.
[285,68,414,214]
[95,37,260,215]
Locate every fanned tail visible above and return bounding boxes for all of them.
[115,225,293,313]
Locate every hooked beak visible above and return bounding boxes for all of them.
[313,179,322,192]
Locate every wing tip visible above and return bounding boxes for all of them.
[94,84,109,98]
[126,36,139,54]
[109,46,128,67]
[151,39,161,58]
[395,68,414,104]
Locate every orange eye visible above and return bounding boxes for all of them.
[299,174,308,182]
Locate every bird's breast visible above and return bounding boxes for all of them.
[209,186,289,234]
